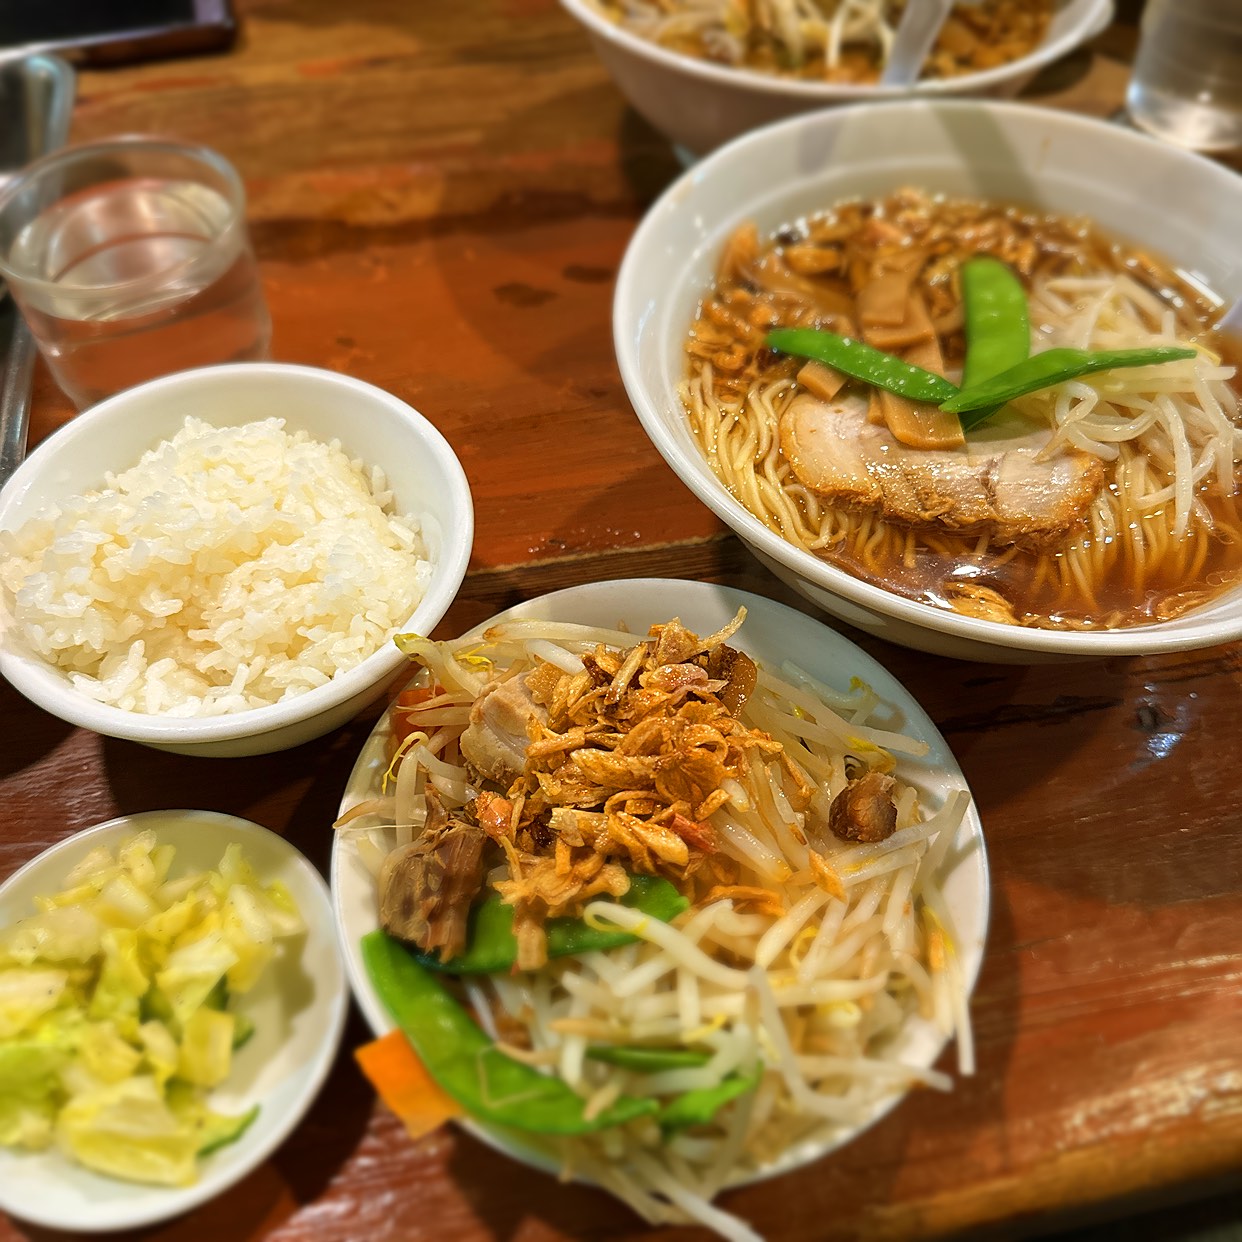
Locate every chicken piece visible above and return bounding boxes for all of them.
[935,14,982,60]
[667,812,718,854]
[828,770,898,844]
[378,788,488,960]
[779,391,1106,549]
[459,673,547,785]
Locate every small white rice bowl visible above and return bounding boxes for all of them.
[3,416,432,716]
[0,365,473,756]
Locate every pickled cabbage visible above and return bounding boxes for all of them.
[0,831,302,1184]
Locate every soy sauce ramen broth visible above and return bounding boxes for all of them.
[683,190,1242,630]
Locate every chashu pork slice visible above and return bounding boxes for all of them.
[779,391,1107,548]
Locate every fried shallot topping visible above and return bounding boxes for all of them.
[492,615,790,967]
[427,612,787,970]
[375,612,810,971]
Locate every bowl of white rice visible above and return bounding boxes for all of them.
[0,364,473,756]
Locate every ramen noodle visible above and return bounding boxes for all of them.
[683,189,1242,629]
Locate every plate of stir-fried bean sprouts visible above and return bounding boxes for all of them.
[331,579,987,1241]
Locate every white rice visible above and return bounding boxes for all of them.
[0,416,433,716]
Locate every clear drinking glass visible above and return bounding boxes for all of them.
[1126,0,1242,152]
[0,137,271,409]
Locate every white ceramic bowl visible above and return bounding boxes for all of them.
[614,99,1242,662]
[331,578,989,1187]
[0,364,474,755]
[561,0,1113,155]
[0,809,348,1233]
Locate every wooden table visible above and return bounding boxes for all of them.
[4,3,1241,1239]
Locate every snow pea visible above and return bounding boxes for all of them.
[960,256,1030,391]
[955,259,1026,432]
[941,345,1198,414]
[767,327,959,405]
[958,256,1030,431]
[362,930,660,1134]
[659,1070,762,1134]
[410,875,689,975]
[587,1045,712,1071]
[364,932,757,1136]
[364,932,763,1137]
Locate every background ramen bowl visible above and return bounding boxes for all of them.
[613,99,1242,663]
[560,0,1113,155]
[0,364,473,755]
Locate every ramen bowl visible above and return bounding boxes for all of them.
[0,364,474,754]
[613,99,1242,662]
[561,0,1113,155]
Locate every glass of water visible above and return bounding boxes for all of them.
[0,136,271,409]
[1126,0,1242,152]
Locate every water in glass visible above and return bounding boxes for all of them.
[9,176,270,407]
[1126,0,1242,152]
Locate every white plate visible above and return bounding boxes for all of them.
[331,578,989,1184]
[0,810,349,1232]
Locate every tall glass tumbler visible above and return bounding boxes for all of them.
[0,137,271,409]
[1126,0,1242,152]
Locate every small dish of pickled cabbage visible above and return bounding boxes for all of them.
[0,810,347,1231]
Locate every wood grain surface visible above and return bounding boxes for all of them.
[4,3,1242,1240]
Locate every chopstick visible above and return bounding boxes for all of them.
[0,293,36,487]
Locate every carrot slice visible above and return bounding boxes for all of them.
[390,683,443,750]
[355,1029,463,1140]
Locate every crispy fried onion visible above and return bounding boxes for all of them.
[474,615,778,968]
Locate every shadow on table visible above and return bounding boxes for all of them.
[1020,42,1100,102]
[405,95,676,369]
[1048,1185,1242,1242]
[0,677,74,783]
[918,645,1242,912]
[99,708,381,864]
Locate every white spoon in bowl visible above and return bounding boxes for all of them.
[878,0,955,87]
